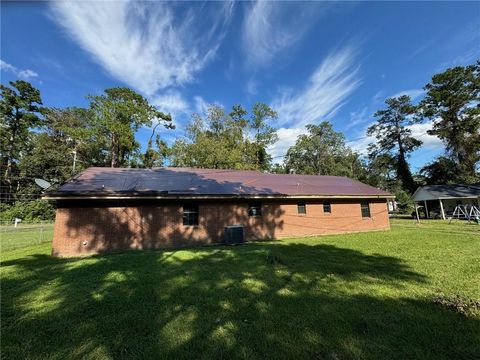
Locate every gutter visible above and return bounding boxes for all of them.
[414,196,480,201]
[43,194,395,201]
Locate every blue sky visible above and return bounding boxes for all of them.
[1,1,479,170]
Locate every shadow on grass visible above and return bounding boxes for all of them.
[1,243,479,359]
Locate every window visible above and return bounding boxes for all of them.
[361,201,371,218]
[297,202,306,214]
[248,202,262,216]
[323,201,331,213]
[183,204,198,226]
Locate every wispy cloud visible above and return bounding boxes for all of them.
[242,1,326,67]
[372,90,385,104]
[0,59,38,80]
[268,45,362,160]
[150,90,189,118]
[347,120,443,156]
[273,46,361,128]
[347,133,375,156]
[245,78,258,96]
[439,20,480,69]
[49,1,233,96]
[193,96,210,115]
[346,107,370,130]
[390,89,424,100]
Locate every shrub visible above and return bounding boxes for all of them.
[0,200,55,224]
[394,189,414,214]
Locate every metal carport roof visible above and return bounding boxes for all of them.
[412,184,480,202]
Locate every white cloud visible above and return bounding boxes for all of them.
[268,127,308,161]
[347,134,375,155]
[409,121,443,150]
[267,45,362,161]
[391,89,424,100]
[372,90,385,104]
[50,1,233,96]
[438,20,480,69]
[194,96,210,115]
[242,2,324,67]
[0,59,38,79]
[346,120,443,156]
[150,90,189,117]
[273,46,361,128]
[346,107,370,130]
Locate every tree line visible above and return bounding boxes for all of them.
[1,61,478,217]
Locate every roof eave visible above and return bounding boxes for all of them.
[43,193,394,201]
[415,195,480,201]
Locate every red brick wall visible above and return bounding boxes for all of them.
[51,199,390,257]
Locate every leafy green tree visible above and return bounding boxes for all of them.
[88,88,173,167]
[170,103,279,170]
[44,107,107,166]
[18,107,106,195]
[229,104,250,162]
[171,106,246,169]
[142,122,171,168]
[367,95,420,193]
[0,199,55,223]
[364,153,399,191]
[394,188,414,214]
[0,80,43,198]
[419,156,458,185]
[269,163,287,174]
[284,121,366,179]
[250,103,278,170]
[420,62,480,183]
[169,138,191,168]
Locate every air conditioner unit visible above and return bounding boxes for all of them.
[224,225,244,245]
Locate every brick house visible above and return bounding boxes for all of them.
[44,167,393,257]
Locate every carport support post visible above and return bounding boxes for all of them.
[414,204,420,225]
[439,199,446,220]
[424,200,429,219]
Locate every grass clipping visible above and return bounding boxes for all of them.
[432,294,480,317]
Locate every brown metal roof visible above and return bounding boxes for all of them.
[45,167,393,199]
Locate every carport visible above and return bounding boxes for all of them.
[412,184,480,219]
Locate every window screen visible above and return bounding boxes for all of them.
[183,204,199,226]
[248,202,262,216]
[323,201,331,213]
[297,202,306,214]
[361,201,371,218]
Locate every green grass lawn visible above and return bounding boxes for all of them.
[0,223,54,251]
[1,219,479,359]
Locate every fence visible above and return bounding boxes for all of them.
[0,222,54,251]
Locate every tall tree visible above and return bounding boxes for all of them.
[43,107,107,167]
[142,122,170,168]
[170,103,279,170]
[170,105,246,169]
[420,62,480,183]
[18,107,106,196]
[229,104,249,162]
[88,88,173,167]
[284,121,367,179]
[367,95,420,193]
[0,80,43,198]
[250,103,278,170]
[364,153,399,191]
[419,156,458,185]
